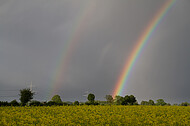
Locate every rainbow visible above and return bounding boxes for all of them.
[112,0,176,97]
[50,1,96,98]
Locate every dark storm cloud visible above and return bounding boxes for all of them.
[0,0,190,103]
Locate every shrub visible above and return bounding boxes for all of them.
[29,101,42,106]
[10,100,19,106]
[181,102,189,106]
[45,101,64,106]
[85,101,99,105]
[0,101,9,106]
[74,101,79,105]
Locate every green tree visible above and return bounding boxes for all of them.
[181,102,189,106]
[141,101,149,105]
[148,100,155,105]
[129,95,136,105]
[156,99,166,106]
[114,95,124,105]
[122,95,130,105]
[19,88,34,106]
[105,95,113,104]
[51,95,62,103]
[87,93,95,103]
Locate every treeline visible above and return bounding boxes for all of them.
[0,88,189,106]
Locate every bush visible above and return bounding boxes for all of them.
[93,101,99,105]
[181,102,189,106]
[0,101,9,106]
[10,100,19,106]
[85,101,99,105]
[79,103,84,105]
[74,101,79,105]
[85,101,91,105]
[29,101,42,106]
[45,101,57,106]
[45,101,64,106]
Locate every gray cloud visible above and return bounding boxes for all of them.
[0,0,190,104]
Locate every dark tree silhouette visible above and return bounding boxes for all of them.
[87,93,95,103]
[19,88,34,106]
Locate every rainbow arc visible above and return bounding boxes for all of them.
[112,0,176,97]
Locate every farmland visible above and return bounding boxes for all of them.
[1,106,190,125]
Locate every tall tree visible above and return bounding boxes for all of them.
[87,93,95,103]
[19,88,34,105]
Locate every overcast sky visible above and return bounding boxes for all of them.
[0,0,190,104]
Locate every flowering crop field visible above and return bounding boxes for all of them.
[0,106,190,125]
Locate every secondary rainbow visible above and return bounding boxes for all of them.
[112,0,176,97]
[50,1,96,98]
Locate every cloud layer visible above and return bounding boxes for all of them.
[0,0,190,103]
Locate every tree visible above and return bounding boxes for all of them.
[74,101,79,105]
[105,95,113,104]
[181,102,189,106]
[129,95,136,105]
[10,100,19,106]
[156,99,166,106]
[122,95,130,105]
[87,93,95,103]
[19,88,34,106]
[114,95,124,105]
[0,101,9,106]
[51,95,62,103]
[141,101,149,105]
[148,100,155,105]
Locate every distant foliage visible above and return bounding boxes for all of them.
[19,88,34,106]
[129,95,137,105]
[85,101,99,105]
[10,100,19,106]
[74,101,79,105]
[2,88,190,107]
[141,101,149,105]
[51,95,62,104]
[114,95,137,105]
[115,95,124,105]
[87,93,95,103]
[45,101,63,106]
[156,99,167,106]
[29,101,42,106]
[105,95,113,104]
[148,100,155,105]
[181,102,189,106]
[0,101,9,106]
[141,100,155,105]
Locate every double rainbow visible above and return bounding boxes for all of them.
[50,1,96,98]
[112,0,176,97]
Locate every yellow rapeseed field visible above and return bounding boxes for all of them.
[0,106,190,125]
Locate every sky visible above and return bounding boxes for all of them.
[0,0,190,104]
